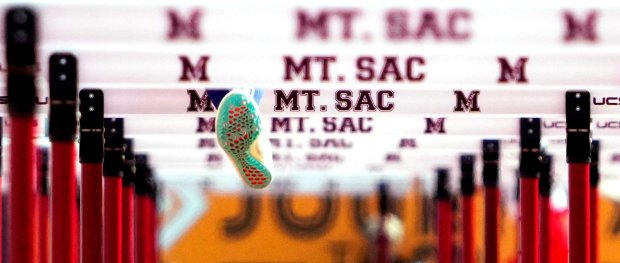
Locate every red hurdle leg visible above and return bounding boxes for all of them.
[569,163,590,263]
[520,178,539,263]
[104,176,122,263]
[81,163,103,263]
[52,142,78,263]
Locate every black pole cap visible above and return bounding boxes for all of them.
[148,180,159,201]
[378,181,389,215]
[565,91,591,163]
[520,118,541,178]
[482,140,500,187]
[435,168,451,200]
[539,154,553,197]
[590,140,600,187]
[49,53,78,141]
[6,7,37,116]
[460,155,475,196]
[37,147,49,196]
[135,154,153,196]
[122,139,136,186]
[79,89,104,163]
[103,118,124,177]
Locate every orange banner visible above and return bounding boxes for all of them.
[160,183,620,263]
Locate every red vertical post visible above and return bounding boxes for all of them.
[436,168,452,263]
[135,195,153,263]
[590,188,598,263]
[520,179,539,262]
[79,89,105,263]
[149,183,159,263]
[539,155,553,263]
[122,188,135,263]
[122,140,136,263]
[81,163,103,263]
[104,178,122,263]
[0,117,3,261]
[565,91,591,263]
[37,148,49,263]
[460,155,476,263]
[482,140,500,263]
[135,155,155,263]
[590,141,600,263]
[103,118,125,263]
[51,143,78,263]
[6,7,38,263]
[519,118,541,263]
[49,53,79,263]
[540,197,551,263]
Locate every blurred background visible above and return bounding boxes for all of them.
[2,0,620,262]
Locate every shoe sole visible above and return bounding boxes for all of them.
[216,91,272,189]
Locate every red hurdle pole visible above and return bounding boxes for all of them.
[37,148,49,263]
[79,89,104,263]
[135,155,155,263]
[6,7,38,263]
[565,91,591,263]
[590,141,600,263]
[460,155,476,263]
[519,118,541,263]
[103,118,125,263]
[482,140,500,263]
[122,140,136,263]
[436,168,452,263]
[539,154,553,263]
[49,53,79,263]
[376,182,390,263]
[148,182,159,263]
[0,117,3,261]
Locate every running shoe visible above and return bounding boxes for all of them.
[216,89,273,189]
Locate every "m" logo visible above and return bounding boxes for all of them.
[186,89,215,112]
[564,11,598,42]
[424,118,446,134]
[497,57,528,83]
[179,56,210,81]
[167,9,202,40]
[453,91,480,112]
[196,117,215,133]
[385,153,401,162]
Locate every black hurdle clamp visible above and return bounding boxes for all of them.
[37,147,49,196]
[49,53,78,141]
[378,181,389,216]
[520,118,541,178]
[123,139,136,187]
[565,91,592,164]
[134,154,158,216]
[590,140,600,187]
[539,154,553,197]
[435,168,451,201]
[135,154,153,196]
[482,140,500,188]
[6,7,37,116]
[79,89,104,163]
[104,118,124,177]
[148,180,159,201]
[460,154,475,196]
